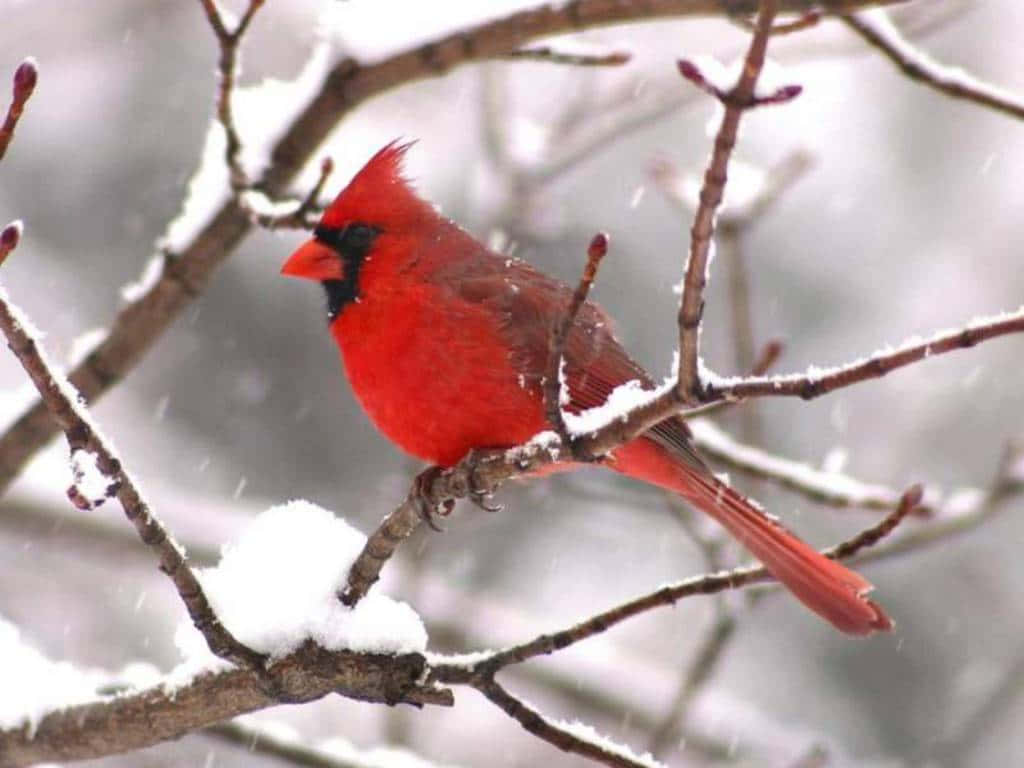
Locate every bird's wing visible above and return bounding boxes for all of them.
[434,246,707,472]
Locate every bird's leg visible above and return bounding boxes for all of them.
[456,448,504,514]
[411,465,455,532]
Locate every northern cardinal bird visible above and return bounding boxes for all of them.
[282,141,891,635]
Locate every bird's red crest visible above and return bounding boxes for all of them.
[320,140,429,231]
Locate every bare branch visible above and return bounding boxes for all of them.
[197,0,267,188]
[472,678,659,768]
[0,284,265,670]
[544,232,609,454]
[0,0,912,498]
[676,0,786,404]
[0,58,37,163]
[844,9,1024,121]
[500,46,631,67]
[730,9,823,36]
[432,484,920,685]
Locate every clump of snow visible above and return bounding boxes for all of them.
[173,501,427,667]
[505,430,562,464]
[563,379,665,436]
[160,43,332,252]
[119,254,165,303]
[0,616,105,736]
[69,449,115,508]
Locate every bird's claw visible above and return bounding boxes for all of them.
[412,466,454,532]
[470,491,503,514]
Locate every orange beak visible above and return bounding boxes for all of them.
[281,239,341,281]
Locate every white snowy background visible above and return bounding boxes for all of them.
[0,0,1022,766]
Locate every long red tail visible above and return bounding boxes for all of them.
[613,439,892,635]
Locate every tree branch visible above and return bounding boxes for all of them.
[544,232,609,454]
[0,0,909,498]
[0,275,265,670]
[197,0,266,188]
[676,0,785,404]
[844,9,1024,121]
[0,645,449,767]
[431,485,921,686]
[472,677,661,768]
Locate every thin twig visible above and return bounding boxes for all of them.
[844,10,1024,121]
[472,677,658,768]
[0,0,911,499]
[197,0,266,188]
[730,9,823,36]
[544,232,609,452]
[500,46,631,67]
[704,306,1024,402]
[431,484,921,685]
[676,0,785,404]
[344,301,1020,610]
[0,58,37,163]
[248,156,334,231]
[688,417,930,515]
[0,276,265,670]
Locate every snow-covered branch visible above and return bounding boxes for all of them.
[844,9,1024,121]
[0,0,908,498]
[675,0,794,405]
[0,280,266,671]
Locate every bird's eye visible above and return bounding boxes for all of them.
[341,224,376,250]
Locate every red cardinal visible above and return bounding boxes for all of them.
[282,141,891,635]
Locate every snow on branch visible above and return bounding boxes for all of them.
[0,0,912,500]
[174,501,426,666]
[675,0,798,405]
[544,232,609,457]
[0,617,107,738]
[430,487,922,687]
[688,417,924,513]
[701,305,1024,401]
[0,281,266,671]
[0,642,450,766]
[844,9,1024,122]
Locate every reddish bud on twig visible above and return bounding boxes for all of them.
[0,58,38,163]
[677,58,802,108]
[754,83,803,105]
[14,59,38,100]
[0,220,23,267]
[677,59,715,96]
[320,156,334,176]
[588,232,609,261]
